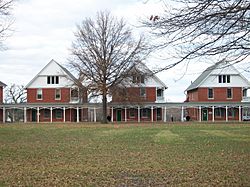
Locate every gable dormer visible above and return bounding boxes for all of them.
[186,61,250,91]
[26,59,77,89]
[25,60,87,103]
[186,61,250,102]
[112,62,167,103]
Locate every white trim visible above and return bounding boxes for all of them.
[225,106,228,122]
[138,106,140,122]
[125,107,127,122]
[50,107,53,123]
[239,106,241,122]
[151,106,154,122]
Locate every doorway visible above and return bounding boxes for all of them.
[117,109,122,122]
[32,109,37,122]
[202,109,208,121]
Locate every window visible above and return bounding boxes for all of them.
[140,87,146,97]
[129,109,136,118]
[228,108,235,117]
[157,89,163,97]
[47,76,59,84]
[55,89,61,100]
[218,75,222,83]
[243,89,247,97]
[132,75,145,84]
[227,75,230,83]
[55,109,62,119]
[218,75,230,83]
[71,88,79,97]
[208,88,213,99]
[55,76,59,84]
[47,76,51,84]
[140,75,145,84]
[44,109,50,119]
[37,89,43,100]
[141,108,150,118]
[227,88,232,99]
[215,108,225,117]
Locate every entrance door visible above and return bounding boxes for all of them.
[32,109,37,122]
[117,110,122,122]
[202,109,208,121]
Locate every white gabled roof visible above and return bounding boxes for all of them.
[186,61,250,91]
[133,62,168,89]
[25,59,78,88]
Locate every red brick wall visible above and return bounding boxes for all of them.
[26,108,88,122]
[187,87,242,102]
[27,88,71,103]
[112,87,156,102]
[186,89,198,102]
[112,108,160,122]
[186,107,240,121]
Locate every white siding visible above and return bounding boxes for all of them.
[28,76,74,88]
[26,60,75,88]
[201,75,250,88]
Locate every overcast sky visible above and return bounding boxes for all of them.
[0,0,249,102]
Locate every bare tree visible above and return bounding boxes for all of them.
[4,84,26,122]
[4,84,26,104]
[70,11,149,123]
[0,0,14,49]
[144,0,250,71]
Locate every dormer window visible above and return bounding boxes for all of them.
[132,75,145,84]
[157,88,163,97]
[218,75,230,83]
[47,76,59,84]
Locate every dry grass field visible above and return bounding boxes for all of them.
[0,122,249,186]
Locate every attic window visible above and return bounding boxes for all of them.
[218,75,230,83]
[132,75,145,84]
[47,76,59,84]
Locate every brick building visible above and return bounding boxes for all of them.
[185,61,250,121]
[110,62,167,122]
[25,59,88,122]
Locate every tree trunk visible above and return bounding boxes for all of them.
[102,91,108,124]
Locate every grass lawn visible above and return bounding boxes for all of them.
[0,123,249,186]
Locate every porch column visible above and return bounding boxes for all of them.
[12,109,15,123]
[138,106,140,123]
[37,107,40,123]
[111,107,114,122]
[24,107,27,123]
[63,107,66,122]
[94,107,97,122]
[76,107,79,123]
[124,107,127,122]
[151,106,154,122]
[225,106,228,122]
[199,106,202,122]
[164,106,167,122]
[3,107,5,123]
[212,106,215,122]
[181,106,184,122]
[239,106,241,122]
[50,107,53,123]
